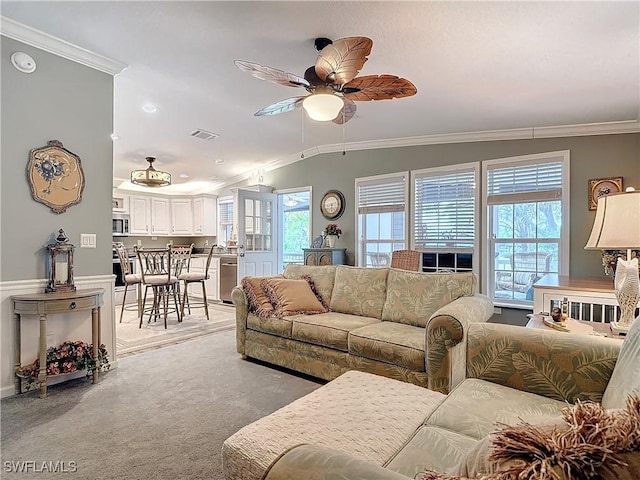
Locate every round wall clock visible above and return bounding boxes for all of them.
[320,190,345,220]
[588,177,623,211]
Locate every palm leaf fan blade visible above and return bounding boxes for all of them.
[315,37,373,85]
[254,97,305,116]
[234,60,309,88]
[332,99,357,124]
[343,75,417,101]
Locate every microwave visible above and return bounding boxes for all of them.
[112,213,130,236]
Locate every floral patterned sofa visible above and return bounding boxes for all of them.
[231,264,494,393]
[223,316,639,480]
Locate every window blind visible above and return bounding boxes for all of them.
[219,201,234,224]
[357,175,406,214]
[414,169,476,248]
[486,160,563,205]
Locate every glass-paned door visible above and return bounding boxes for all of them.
[236,189,277,280]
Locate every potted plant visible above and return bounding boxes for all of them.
[323,224,342,248]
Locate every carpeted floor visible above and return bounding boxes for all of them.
[116,302,236,356]
[1,329,324,480]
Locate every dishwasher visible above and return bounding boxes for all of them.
[219,256,238,304]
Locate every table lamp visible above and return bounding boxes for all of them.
[585,188,640,334]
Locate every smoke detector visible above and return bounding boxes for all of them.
[11,52,36,73]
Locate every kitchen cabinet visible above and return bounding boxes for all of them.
[186,256,220,302]
[151,197,170,235]
[171,198,192,235]
[193,195,217,236]
[129,195,151,235]
[112,190,129,212]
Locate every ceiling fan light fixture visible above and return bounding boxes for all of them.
[131,156,171,187]
[303,93,344,121]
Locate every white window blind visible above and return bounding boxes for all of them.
[219,201,234,224]
[486,160,563,204]
[358,175,406,213]
[414,169,476,248]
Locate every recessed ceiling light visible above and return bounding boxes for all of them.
[142,103,158,113]
[214,159,224,164]
[110,133,119,141]
[179,173,189,179]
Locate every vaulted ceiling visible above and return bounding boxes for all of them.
[2,1,638,193]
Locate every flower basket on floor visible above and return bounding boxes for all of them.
[16,340,110,390]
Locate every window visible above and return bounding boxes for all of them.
[483,151,570,307]
[217,198,234,245]
[356,173,408,267]
[412,163,479,275]
[277,188,311,271]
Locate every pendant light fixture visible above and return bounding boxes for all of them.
[130,156,171,187]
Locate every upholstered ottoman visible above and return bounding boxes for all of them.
[222,370,446,480]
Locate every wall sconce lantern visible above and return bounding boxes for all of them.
[45,229,76,293]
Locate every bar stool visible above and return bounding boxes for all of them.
[179,246,215,320]
[113,242,142,322]
[136,247,182,329]
[171,243,194,309]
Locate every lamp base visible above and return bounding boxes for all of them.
[610,321,630,336]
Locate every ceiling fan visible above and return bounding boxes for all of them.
[234,36,417,124]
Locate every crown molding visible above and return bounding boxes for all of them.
[0,16,127,75]
[532,120,640,138]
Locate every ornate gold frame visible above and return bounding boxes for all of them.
[27,140,85,214]
[588,177,623,211]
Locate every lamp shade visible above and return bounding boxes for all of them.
[131,157,171,187]
[585,190,640,250]
[302,93,344,121]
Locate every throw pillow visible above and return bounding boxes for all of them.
[261,277,328,318]
[242,276,281,319]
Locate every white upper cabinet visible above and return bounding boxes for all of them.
[151,197,170,235]
[192,195,217,236]
[121,193,217,237]
[171,198,193,235]
[129,196,151,235]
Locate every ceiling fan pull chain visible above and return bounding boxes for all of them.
[342,112,346,156]
[300,109,305,159]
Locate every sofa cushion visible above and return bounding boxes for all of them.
[247,313,292,338]
[242,275,281,319]
[349,322,426,372]
[290,312,380,351]
[261,277,328,318]
[381,270,476,327]
[283,264,337,306]
[385,425,477,478]
[425,378,566,440]
[330,266,389,318]
[602,315,640,409]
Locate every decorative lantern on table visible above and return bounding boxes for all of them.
[45,229,76,293]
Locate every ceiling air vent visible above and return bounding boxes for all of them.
[190,129,219,141]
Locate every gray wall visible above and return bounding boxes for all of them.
[260,133,639,279]
[1,37,114,281]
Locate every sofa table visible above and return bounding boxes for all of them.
[303,248,346,266]
[11,288,105,398]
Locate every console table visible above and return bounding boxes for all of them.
[303,248,346,266]
[11,288,105,398]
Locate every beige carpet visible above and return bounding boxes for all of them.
[116,301,236,356]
